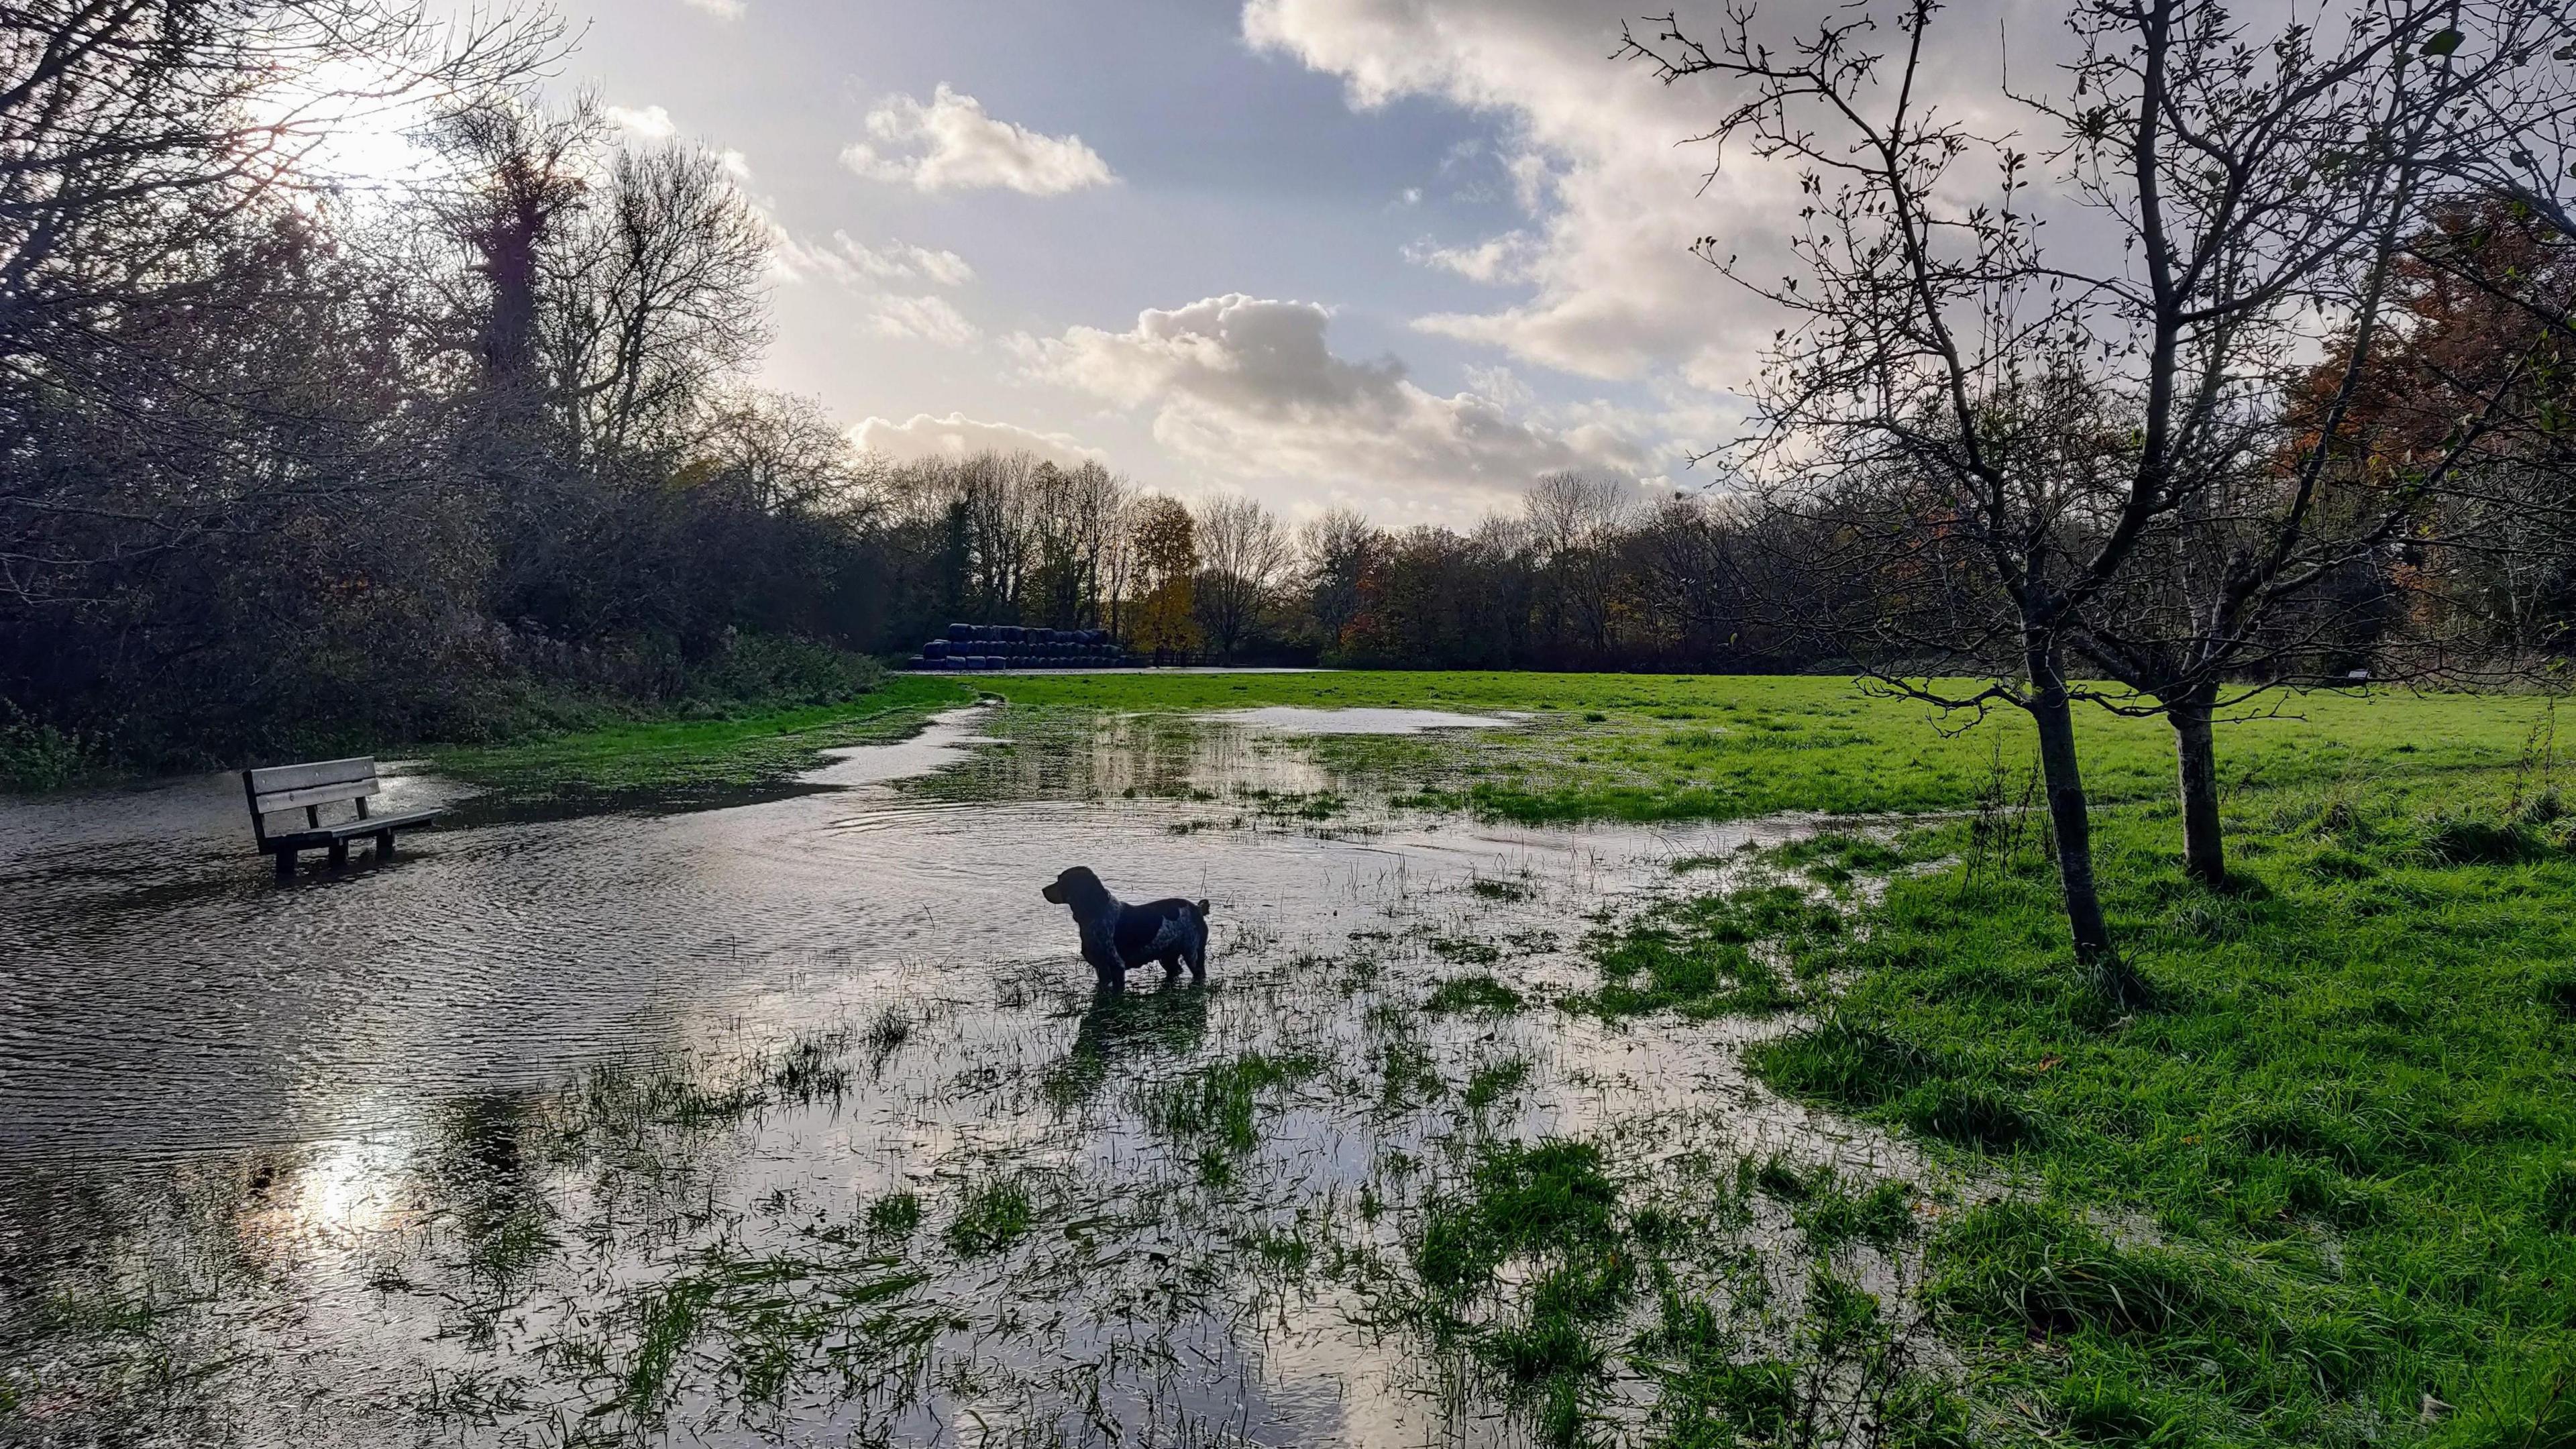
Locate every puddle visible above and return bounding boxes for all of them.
[0,706,1926,1447]
[1193,706,1521,735]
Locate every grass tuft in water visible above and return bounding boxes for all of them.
[1145,1049,1323,1155]
[945,1178,1034,1257]
[867,1192,922,1238]
[1425,973,1526,1016]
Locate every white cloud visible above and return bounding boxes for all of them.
[763,223,973,293]
[763,223,853,288]
[841,85,1114,196]
[604,103,677,142]
[680,0,745,17]
[719,148,753,182]
[1012,293,1639,505]
[1243,0,1810,386]
[865,293,980,349]
[1405,231,1540,285]
[1463,364,1534,410]
[835,233,973,287]
[848,413,1107,470]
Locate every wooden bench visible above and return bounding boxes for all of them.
[242,757,439,879]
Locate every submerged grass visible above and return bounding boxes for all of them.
[1425,973,1527,1016]
[1146,1049,1324,1159]
[1584,884,1845,1020]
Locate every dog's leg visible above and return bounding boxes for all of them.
[1186,932,1207,983]
[1162,955,1182,978]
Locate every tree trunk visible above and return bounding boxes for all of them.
[2026,645,2118,970]
[2170,687,2224,886]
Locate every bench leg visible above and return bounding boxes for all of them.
[274,849,295,883]
[328,839,348,869]
[375,830,395,860]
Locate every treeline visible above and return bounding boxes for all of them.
[0,3,904,777]
[846,462,1806,672]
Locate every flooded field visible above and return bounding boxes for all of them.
[1,704,1939,1448]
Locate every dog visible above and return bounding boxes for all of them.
[1041,866,1211,991]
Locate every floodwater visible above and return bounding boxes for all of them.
[1190,708,1522,735]
[0,705,1925,1448]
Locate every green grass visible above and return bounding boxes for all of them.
[1612,765,2576,1446]
[985,671,2559,824]
[1000,671,2567,1443]
[431,674,973,801]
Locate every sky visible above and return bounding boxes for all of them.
[421,0,2049,528]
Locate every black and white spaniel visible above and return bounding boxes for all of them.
[1041,865,1211,991]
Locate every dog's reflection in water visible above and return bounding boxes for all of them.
[1042,978,1210,1109]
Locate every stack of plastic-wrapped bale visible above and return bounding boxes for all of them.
[907,623,1128,672]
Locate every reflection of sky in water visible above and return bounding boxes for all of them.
[0,706,1923,1447]
[1193,706,1523,735]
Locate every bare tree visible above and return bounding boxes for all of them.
[545,142,771,469]
[427,96,598,411]
[1194,496,1293,660]
[1627,0,2576,971]
[1526,470,1638,658]
[951,451,1040,620]
[0,1,549,358]
[1299,506,1381,655]
[1099,490,1141,643]
[1029,460,1129,628]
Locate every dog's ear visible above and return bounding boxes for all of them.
[1195,898,1212,916]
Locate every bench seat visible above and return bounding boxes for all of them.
[258,808,441,852]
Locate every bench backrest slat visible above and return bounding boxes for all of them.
[245,757,381,818]
[252,777,382,814]
[246,757,377,794]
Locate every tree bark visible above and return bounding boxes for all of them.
[2170,686,2224,886]
[2027,644,2118,969]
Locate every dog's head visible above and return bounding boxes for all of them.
[1042,865,1106,908]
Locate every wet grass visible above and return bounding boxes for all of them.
[1144,1049,1324,1157]
[945,1177,1036,1256]
[1582,883,1846,1020]
[1360,1129,1961,1448]
[1585,761,2576,1446]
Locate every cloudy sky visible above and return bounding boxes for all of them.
[466,0,2040,526]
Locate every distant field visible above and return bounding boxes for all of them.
[989,669,2561,822]
[429,666,2563,824]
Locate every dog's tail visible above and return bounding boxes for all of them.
[1195,898,1212,916]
